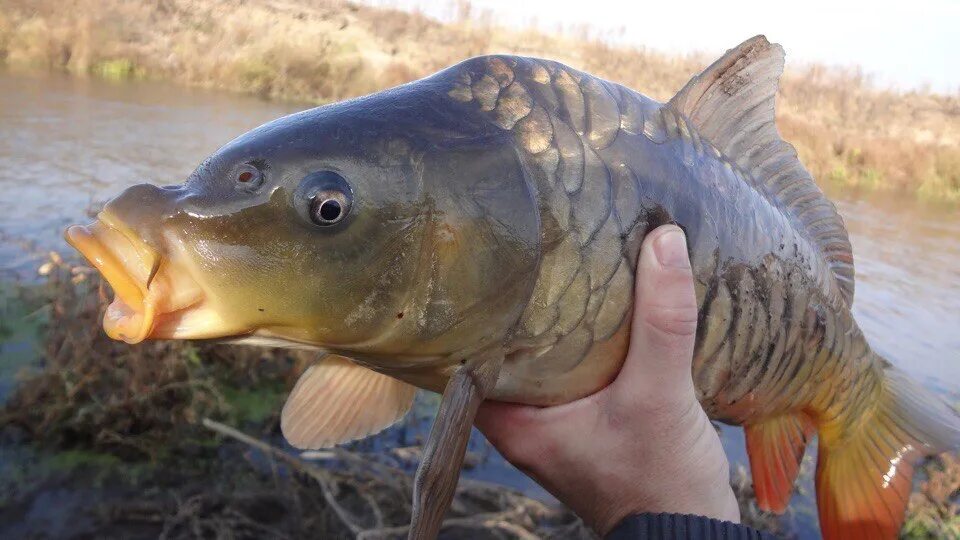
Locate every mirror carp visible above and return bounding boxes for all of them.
[66,36,960,539]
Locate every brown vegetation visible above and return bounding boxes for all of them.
[4,250,955,537]
[0,253,593,538]
[1,252,310,460]
[903,454,960,538]
[0,252,793,537]
[0,0,958,201]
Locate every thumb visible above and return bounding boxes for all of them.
[617,225,699,398]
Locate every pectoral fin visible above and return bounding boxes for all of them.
[281,355,416,449]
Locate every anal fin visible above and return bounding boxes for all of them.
[281,355,416,449]
[744,412,816,513]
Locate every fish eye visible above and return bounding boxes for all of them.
[310,191,348,226]
[234,163,264,192]
[294,171,353,228]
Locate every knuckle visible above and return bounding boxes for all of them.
[642,304,699,337]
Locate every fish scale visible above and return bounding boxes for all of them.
[451,54,855,415]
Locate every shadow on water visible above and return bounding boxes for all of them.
[1,70,958,538]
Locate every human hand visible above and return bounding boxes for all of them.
[475,225,739,535]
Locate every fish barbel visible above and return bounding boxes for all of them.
[66,36,960,538]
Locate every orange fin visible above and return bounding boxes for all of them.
[744,413,815,512]
[280,355,416,449]
[815,368,960,539]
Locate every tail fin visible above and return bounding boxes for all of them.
[815,367,960,539]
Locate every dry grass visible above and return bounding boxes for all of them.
[0,0,958,200]
[0,252,311,460]
[903,454,960,538]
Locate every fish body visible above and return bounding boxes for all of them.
[66,37,960,539]
[453,54,855,414]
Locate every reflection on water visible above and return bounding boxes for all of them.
[0,71,304,275]
[837,195,960,390]
[0,70,958,537]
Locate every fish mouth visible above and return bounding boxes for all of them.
[65,212,207,344]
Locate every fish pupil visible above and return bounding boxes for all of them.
[319,199,342,221]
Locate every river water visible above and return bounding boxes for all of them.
[1,70,958,537]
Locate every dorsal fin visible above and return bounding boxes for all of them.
[668,35,855,306]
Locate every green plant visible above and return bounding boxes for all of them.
[91,58,143,80]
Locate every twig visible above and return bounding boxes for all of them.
[201,418,366,536]
[356,507,537,540]
[201,418,554,540]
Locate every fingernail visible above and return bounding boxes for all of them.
[654,227,690,268]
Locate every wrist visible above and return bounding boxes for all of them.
[604,512,759,540]
[587,467,740,535]
[593,490,740,536]
[696,482,741,523]
[650,466,741,525]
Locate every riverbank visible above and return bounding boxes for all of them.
[1,252,957,537]
[0,0,958,202]
[0,256,591,538]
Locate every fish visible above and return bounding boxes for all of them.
[65,35,960,539]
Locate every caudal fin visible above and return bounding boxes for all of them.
[815,367,960,539]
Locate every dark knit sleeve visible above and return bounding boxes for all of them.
[604,513,776,539]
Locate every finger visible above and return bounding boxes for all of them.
[617,225,698,397]
[475,396,598,463]
[475,400,561,468]
[474,400,543,448]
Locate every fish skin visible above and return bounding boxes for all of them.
[446,55,865,419]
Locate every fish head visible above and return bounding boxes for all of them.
[65,82,541,361]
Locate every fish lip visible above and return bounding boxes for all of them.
[97,211,163,287]
[65,212,204,344]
